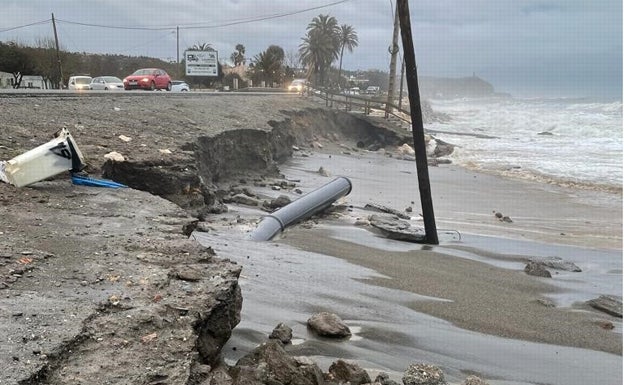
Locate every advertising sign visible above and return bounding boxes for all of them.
[185,50,218,77]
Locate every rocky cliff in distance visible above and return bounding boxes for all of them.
[419,75,499,99]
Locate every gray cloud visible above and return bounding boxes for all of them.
[1,0,621,98]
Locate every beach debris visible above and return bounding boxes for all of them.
[104,151,125,162]
[529,256,582,272]
[0,128,85,188]
[307,312,351,338]
[398,143,415,156]
[369,214,426,243]
[71,173,127,188]
[268,322,292,344]
[365,203,412,220]
[402,363,447,385]
[586,295,622,318]
[328,359,371,385]
[462,375,491,385]
[524,261,552,278]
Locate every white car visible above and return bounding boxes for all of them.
[171,80,190,92]
[67,76,92,90]
[90,76,124,91]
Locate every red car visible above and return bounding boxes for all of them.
[123,68,172,91]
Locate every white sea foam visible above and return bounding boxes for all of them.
[427,97,623,193]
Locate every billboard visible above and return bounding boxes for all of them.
[185,50,218,77]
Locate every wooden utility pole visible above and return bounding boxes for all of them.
[385,1,400,118]
[51,13,64,89]
[397,0,439,244]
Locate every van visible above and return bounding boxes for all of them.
[68,75,92,90]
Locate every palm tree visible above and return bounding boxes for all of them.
[299,14,340,87]
[230,43,246,66]
[251,45,285,86]
[192,42,214,51]
[337,24,358,88]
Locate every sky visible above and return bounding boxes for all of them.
[1,0,622,99]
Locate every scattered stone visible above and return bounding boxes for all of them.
[328,359,371,385]
[375,372,401,385]
[118,135,132,142]
[501,216,513,223]
[524,262,552,278]
[405,206,413,213]
[595,320,615,330]
[535,298,556,308]
[529,256,582,272]
[318,166,330,177]
[307,312,351,338]
[462,375,490,385]
[269,322,293,344]
[229,194,261,207]
[586,295,622,318]
[402,363,447,385]
[493,211,503,219]
[174,268,202,282]
[353,218,370,226]
[267,195,291,210]
[369,214,426,243]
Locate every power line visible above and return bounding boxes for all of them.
[55,0,351,31]
[0,19,51,34]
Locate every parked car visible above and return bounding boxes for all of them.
[287,79,307,92]
[90,76,124,91]
[170,80,190,92]
[123,68,172,91]
[67,75,92,90]
[365,86,380,95]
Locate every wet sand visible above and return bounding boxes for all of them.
[195,148,622,385]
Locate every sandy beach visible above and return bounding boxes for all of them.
[196,147,622,385]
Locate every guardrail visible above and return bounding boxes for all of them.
[305,88,412,130]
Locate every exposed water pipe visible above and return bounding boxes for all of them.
[249,176,352,241]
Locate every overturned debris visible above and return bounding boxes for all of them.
[368,214,426,243]
[0,128,85,187]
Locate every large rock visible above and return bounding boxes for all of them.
[524,261,552,278]
[529,256,582,272]
[402,363,447,385]
[307,312,351,338]
[586,295,623,318]
[269,322,293,344]
[328,359,371,385]
[231,340,324,385]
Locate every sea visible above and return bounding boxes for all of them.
[425,96,623,194]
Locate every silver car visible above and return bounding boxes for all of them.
[90,76,124,91]
[171,80,190,92]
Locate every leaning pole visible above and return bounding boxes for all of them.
[397,0,439,244]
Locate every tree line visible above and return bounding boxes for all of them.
[0,13,387,90]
